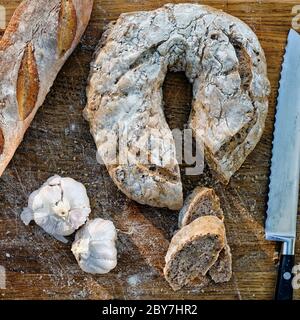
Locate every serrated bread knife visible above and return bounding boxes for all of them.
[265,29,300,300]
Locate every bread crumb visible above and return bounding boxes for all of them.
[273,251,279,263]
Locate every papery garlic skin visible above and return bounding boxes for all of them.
[21,175,91,243]
[72,218,118,274]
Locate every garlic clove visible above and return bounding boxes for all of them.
[88,220,117,241]
[61,177,90,209]
[88,256,117,273]
[78,259,109,274]
[46,175,61,186]
[34,212,64,236]
[69,208,91,230]
[51,217,75,236]
[27,190,40,210]
[89,241,117,260]
[31,185,62,212]
[34,209,53,225]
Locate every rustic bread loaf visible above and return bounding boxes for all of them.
[164,216,226,291]
[178,187,232,286]
[0,0,94,176]
[85,3,270,210]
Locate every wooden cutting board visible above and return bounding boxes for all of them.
[0,0,300,300]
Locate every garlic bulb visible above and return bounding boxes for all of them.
[71,218,118,274]
[21,175,91,243]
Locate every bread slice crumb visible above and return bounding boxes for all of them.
[164,216,226,291]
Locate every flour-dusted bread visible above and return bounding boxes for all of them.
[178,187,224,228]
[164,216,225,291]
[0,0,94,176]
[85,3,270,210]
[178,187,232,285]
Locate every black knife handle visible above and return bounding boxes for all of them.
[275,254,295,300]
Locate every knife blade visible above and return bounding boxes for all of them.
[265,29,300,300]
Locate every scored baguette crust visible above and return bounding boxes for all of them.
[0,0,29,50]
[57,0,78,57]
[0,0,94,176]
[17,43,40,121]
[85,3,270,209]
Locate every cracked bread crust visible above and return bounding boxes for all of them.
[85,3,270,209]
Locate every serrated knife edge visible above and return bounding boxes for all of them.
[266,29,300,251]
[264,29,300,300]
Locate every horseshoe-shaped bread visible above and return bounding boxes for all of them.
[85,3,270,210]
[0,0,93,176]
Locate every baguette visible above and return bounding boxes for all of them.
[0,0,93,176]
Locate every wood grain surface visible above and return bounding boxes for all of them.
[1,0,300,300]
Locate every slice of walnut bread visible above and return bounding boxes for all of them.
[178,187,224,228]
[164,216,226,291]
[178,187,232,285]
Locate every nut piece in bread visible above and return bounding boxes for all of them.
[164,216,226,291]
[85,3,270,209]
